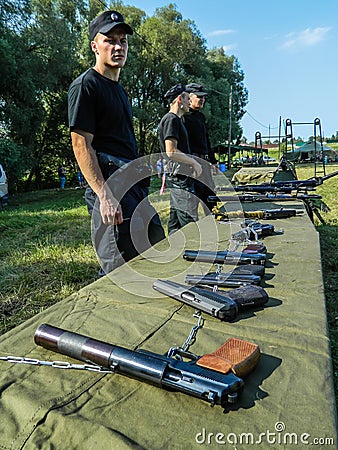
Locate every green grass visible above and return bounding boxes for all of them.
[0,188,99,333]
[0,167,337,408]
[295,164,338,408]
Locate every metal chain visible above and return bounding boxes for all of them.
[0,355,114,373]
[181,311,204,352]
[166,311,204,360]
[1,314,205,369]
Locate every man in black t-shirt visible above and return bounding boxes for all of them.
[158,83,202,234]
[68,10,164,276]
[183,83,218,215]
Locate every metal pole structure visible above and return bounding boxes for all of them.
[227,85,232,170]
[278,115,281,160]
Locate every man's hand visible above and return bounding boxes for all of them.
[71,130,123,225]
[98,187,123,225]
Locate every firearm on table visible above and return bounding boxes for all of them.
[34,324,245,408]
[224,264,265,277]
[153,279,269,319]
[183,249,266,266]
[212,207,301,221]
[231,221,274,245]
[185,263,266,289]
[185,272,261,288]
[217,170,338,194]
[209,193,323,203]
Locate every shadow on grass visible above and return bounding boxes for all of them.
[317,224,338,410]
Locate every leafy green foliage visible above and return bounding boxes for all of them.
[1,1,248,189]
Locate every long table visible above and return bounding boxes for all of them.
[0,201,337,449]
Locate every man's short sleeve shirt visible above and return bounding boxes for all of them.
[183,109,217,164]
[68,68,138,160]
[158,112,191,155]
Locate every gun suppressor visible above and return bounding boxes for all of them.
[183,250,266,266]
[34,324,244,408]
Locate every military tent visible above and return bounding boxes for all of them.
[286,141,338,162]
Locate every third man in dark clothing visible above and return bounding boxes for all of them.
[183,83,218,215]
[158,83,202,235]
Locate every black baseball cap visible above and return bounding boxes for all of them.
[164,83,186,103]
[89,10,133,41]
[186,83,208,96]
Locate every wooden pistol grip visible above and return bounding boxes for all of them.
[197,337,260,378]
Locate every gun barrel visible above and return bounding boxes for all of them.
[153,279,238,321]
[210,194,322,203]
[234,184,294,194]
[321,169,338,183]
[185,273,261,288]
[34,323,115,368]
[34,324,244,408]
[183,250,266,266]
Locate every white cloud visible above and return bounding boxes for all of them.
[207,29,235,37]
[281,26,331,50]
[222,44,237,53]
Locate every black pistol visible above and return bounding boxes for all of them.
[185,272,261,288]
[153,279,268,314]
[153,279,238,321]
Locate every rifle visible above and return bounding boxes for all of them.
[217,170,338,194]
[153,279,269,319]
[213,207,301,221]
[183,249,266,266]
[34,323,245,408]
[209,193,323,203]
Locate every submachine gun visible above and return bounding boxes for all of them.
[218,170,338,195]
[217,170,338,224]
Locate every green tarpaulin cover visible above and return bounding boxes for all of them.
[0,204,337,449]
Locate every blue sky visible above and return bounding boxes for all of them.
[126,0,338,142]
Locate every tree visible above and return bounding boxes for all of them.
[0,0,249,191]
[0,0,43,186]
[204,48,248,147]
[119,3,248,156]
[119,3,208,155]
[0,0,88,189]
